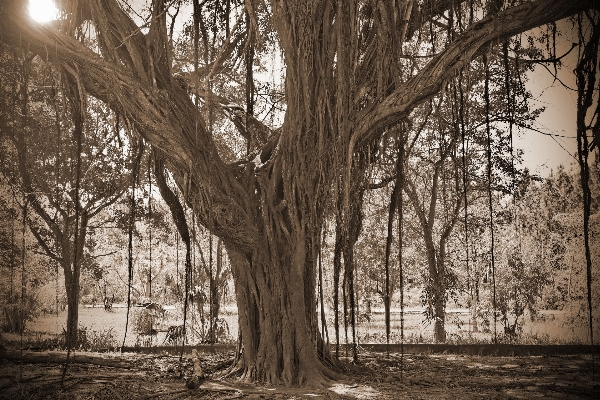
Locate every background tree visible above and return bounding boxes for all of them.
[403,119,463,342]
[0,168,57,334]
[0,46,131,346]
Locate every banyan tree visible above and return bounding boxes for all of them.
[0,0,596,387]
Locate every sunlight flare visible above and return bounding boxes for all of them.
[29,0,60,23]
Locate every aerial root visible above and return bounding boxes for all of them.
[218,358,245,380]
[240,365,257,383]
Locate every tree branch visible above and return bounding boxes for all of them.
[0,0,258,251]
[27,220,61,263]
[354,0,597,147]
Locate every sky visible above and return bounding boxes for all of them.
[516,21,595,178]
[519,60,580,177]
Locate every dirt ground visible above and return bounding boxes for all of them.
[0,349,598,399]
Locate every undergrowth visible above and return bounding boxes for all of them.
[1,325,119,352]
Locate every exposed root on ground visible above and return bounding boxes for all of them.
[216,355,349,389]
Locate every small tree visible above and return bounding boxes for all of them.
[0,48,131,346]
[495,251,549,336]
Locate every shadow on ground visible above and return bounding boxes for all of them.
[0,349,597,399]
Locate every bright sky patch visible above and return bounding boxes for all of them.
[29,0,60,23]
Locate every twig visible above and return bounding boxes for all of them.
[220,394,243,400]
[144,388,189,399]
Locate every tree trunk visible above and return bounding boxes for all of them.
[424,239,447,343]
[64,272,81,347]
[227,231,341,386]
[471,279,479,333]
[428,254,448,343]
[62,211,87,347]
[333,217,342,358]
[209,238,224,340]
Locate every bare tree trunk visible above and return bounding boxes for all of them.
[209,238,224,340]
[62,208,88,348]
[226,232,342,386]
[432,251,447,343]
[575,14,599,377]
[422,232,447,343]
[471,281,479,333]
[64,265,81,347]
[333,217,342,358]
[384,182,397,352]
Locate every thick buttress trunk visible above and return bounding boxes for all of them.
[227,231,341,386]
[224,161,340,386]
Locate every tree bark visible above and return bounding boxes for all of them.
[62,212,87,348]
[226,233,342,386]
